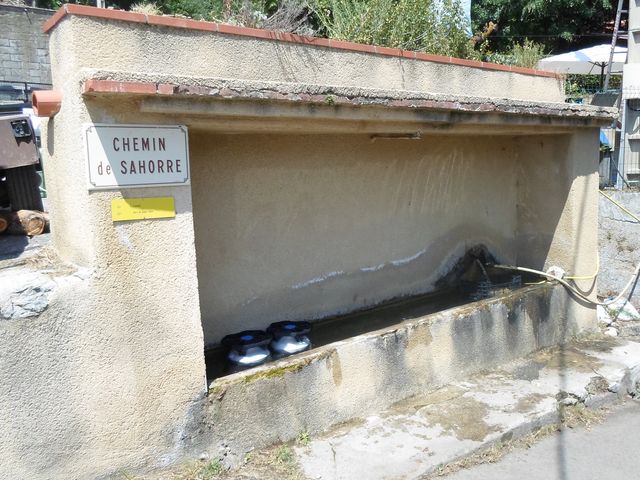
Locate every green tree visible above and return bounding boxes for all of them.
[472,0,616,54]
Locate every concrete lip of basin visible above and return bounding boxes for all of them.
[207,283,535,390]
[204,286,473,382]
[204,283,586,465]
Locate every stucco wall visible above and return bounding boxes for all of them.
[0,20,208,480]
[516,131,600,276]
[191,133,520,345]
[46,14,564,103]
[0,5,53,84]
[515,131,600,331]
[0,258,205,479]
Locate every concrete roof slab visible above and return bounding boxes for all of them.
[80,76,617,131]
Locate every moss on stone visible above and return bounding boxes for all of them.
[241,363,306,383]
[208,348,338,397]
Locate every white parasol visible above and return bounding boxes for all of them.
[537,44,627,75]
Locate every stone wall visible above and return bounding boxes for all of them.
[599,191,640,308]
[0,4,53,85]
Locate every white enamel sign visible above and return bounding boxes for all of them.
[84,124,189,190]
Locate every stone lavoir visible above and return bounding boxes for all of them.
[0,4,616,479]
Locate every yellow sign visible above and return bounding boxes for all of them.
[111,197,175,222]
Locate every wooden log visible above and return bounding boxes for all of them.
[5,210,47,236]
[42,211,50,233]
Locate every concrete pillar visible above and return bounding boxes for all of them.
[516,130,599,331]
[0,20,207,479]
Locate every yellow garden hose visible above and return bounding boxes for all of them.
[494,263,640,307]
[495,191,640,306]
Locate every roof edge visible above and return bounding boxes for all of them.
[81,78,616,125]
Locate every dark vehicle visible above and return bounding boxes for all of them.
[0,81,49,212]
[0,112,44,211]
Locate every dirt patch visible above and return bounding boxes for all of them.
[560,403,608,429]
[585,376,610,395]
[531,347,603,373]
[427,423,560,478]
[427,403,610,478]
[138,443,308,480]
[513,393,548,414]
[574,336,621,353]
[385,385,496,441]
[225,444,306,480]
[412,388,496,442]
[388,385,467,415]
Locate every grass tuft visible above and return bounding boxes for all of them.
[297,431,311,446]
[276,445,295,465]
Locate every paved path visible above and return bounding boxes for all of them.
[296,339,640,480]
[445,400,640,480]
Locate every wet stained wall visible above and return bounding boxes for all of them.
[191,133,525,345]
[191,131,598,346]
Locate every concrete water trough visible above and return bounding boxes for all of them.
[203,282,581,462]
[205,254,533,382]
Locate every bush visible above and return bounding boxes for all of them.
[565,74,622,97]
[208,0,313,32]
[309,0,473,57]
[483,39,545,68]
[508,39,545,68]
[130,2,162,14]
